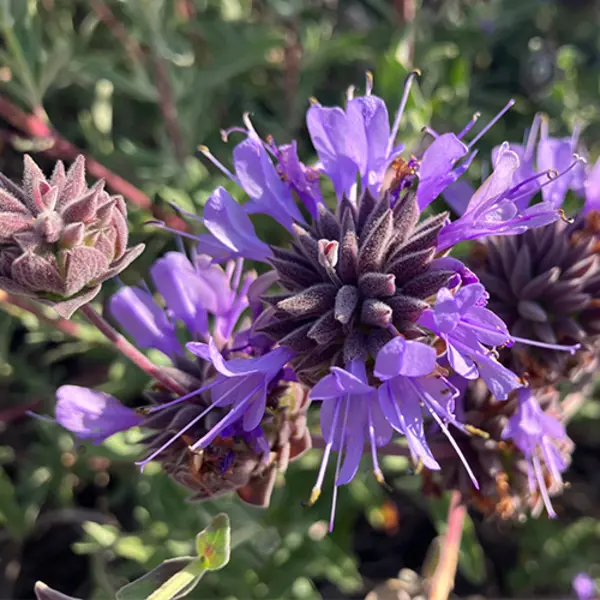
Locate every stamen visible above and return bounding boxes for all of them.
[25,411,56,423]
[410,379,479,489]
[197,145,240,185]
[168,201,204,223]
[330,397,350,532]
[465,424,490,439]
[524,113,542,161]
[421,126,439,139]
[532,454,556,518]
[508,155,587,206]
[220,126,247,142]
[388,69,421,155]
[146,380,220,414]
[457,112,481,140]
[309,97,320,106]
[467,99,515,150]
[190,384,262,451]
[304,398,342,508]
[368,402,391,490]
[365,71,374,96]
[558,209,574,224]
[346,85,355,102]
[506,169,558,197]
[136,402,217,470]
[510,335,581,355]
[145,220,202,244]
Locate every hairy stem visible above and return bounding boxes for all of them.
[80,304,187,395]
[428,490,466,600]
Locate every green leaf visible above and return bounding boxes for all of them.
[458,513,487,585]
[116,557,199,600]
[0,467,26,540]
[195,513,231,571]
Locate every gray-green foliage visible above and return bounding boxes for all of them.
[1,0,600,598]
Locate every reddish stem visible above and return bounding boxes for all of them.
[0,292,83,338]
[428,490,466,600]
[80,304,187,396]
[0,95,152,210]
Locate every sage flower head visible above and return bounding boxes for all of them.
[0,155,144,317]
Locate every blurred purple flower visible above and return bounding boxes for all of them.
[56,385,141,444]
[502,387,569,518]
[573,573,596,600]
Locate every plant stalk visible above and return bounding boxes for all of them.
[428,490,466,600]
[80,304,187,396]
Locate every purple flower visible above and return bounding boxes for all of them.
[537,134,579,208]
[308,359,392,529]
[196,186,272,262]
[185,339,294,448]
[437,144,560,250]
[56,385,141,443]
[109,286,182,358]
[502,387,569,518]
[417,283,522,400]
[233,135,304,232]
[584,157,600,214]
[573,573,596,600]
[374,337,478,486]
[416,133,472,211]
[272,141,323,220]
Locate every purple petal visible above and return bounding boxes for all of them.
[388,377,440,469]
[242,384,268,431]
[584,157,600,214]
[311,373,344,400]
[443,179,475,216]
[475,352,522,400]
[320,396,339,443]
[234,138,303,231]
[109,287,181,358]
[416,133,469,210]
[346,96,390,190]
[375,337,437,380]
[330,366,374,395]
[537,137,574,208]
[56,385,141,443]
[447,342,478,379]
[150,252,208,336]
[573,573,596,600]
[306,104,360,198]
[276,141,323,219]
[203,186,272,262]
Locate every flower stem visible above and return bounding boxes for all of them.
[428,490,466,600]
[80,304,187,396]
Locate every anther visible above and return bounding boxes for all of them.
[465,425,490,439]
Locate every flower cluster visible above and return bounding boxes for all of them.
[424,115,600,518]
[47,73,584,526]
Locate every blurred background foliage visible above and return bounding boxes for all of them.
[1,0,600,598]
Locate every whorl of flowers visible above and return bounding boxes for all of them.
[424,115,599,519]
[56,252,311,506]
[0,155,145,317]
[52,73,581,526]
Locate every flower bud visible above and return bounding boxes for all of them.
[0,155,144,317]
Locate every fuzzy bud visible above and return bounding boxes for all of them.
[0,155,144,317]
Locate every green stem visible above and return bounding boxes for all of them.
[147,558,206,600]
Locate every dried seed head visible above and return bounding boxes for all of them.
[141,359,311,507]
[422,382,573,520]
[0,155,144,317]
[471,212,600,387]
[262,190,451,385]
